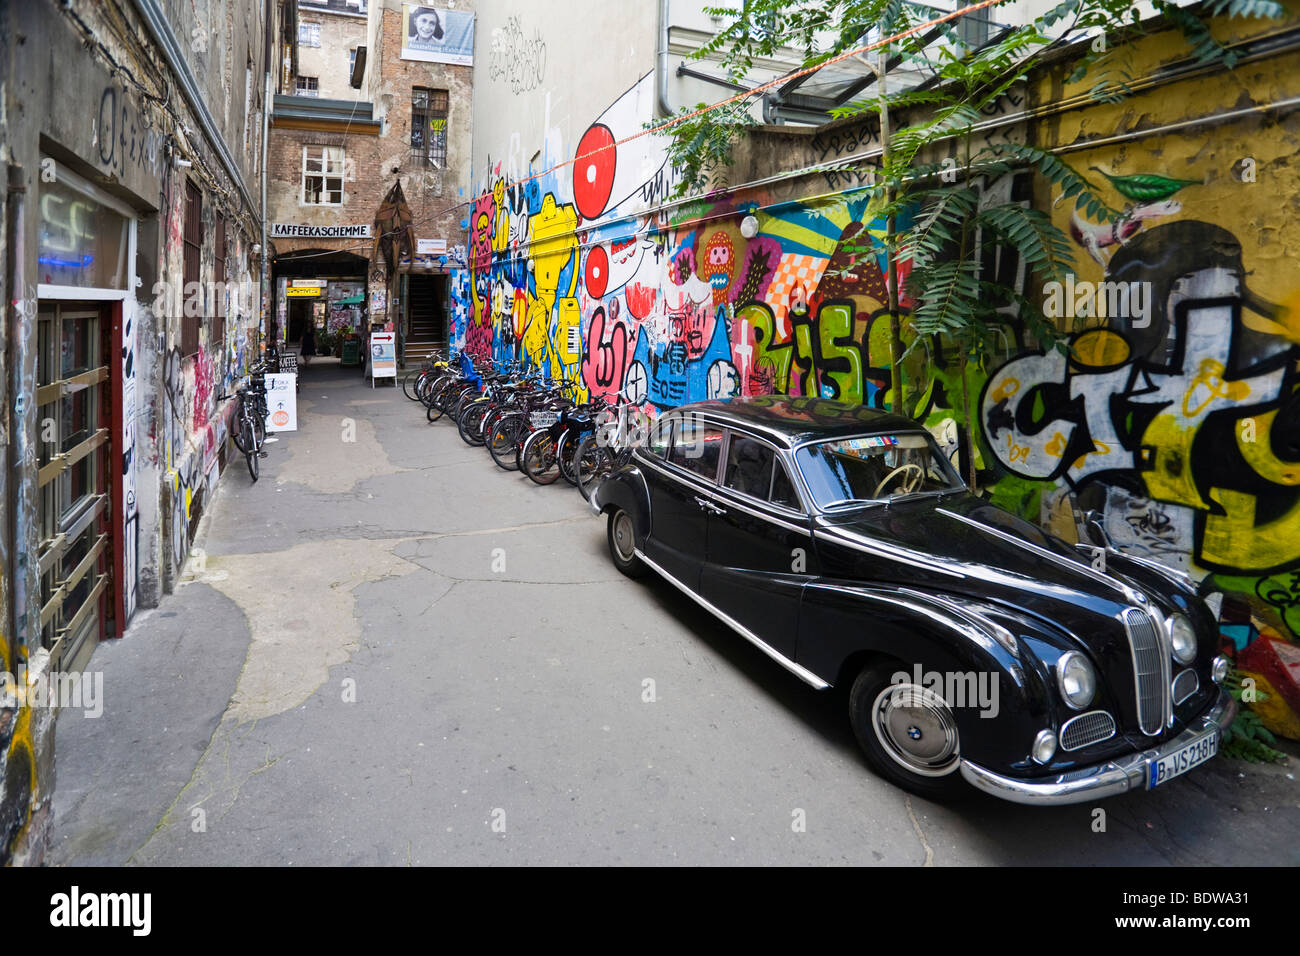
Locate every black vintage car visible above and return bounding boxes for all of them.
[589,395,1234,805]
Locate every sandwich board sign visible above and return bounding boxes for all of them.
[265,373,298,431]
[370,331,397,387]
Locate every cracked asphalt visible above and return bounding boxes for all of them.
[48,361,1300,865]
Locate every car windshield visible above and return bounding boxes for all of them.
[794,433,965,510]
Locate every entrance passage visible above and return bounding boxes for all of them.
[36,302,113,672]
[405,273,447,363]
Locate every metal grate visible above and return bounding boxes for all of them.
[1060,710,1117,751]
[1173,668,1199,705]
[1123,607,1170,735]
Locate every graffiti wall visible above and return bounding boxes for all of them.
[460,28,1300,733]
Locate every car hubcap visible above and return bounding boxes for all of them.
[871,683,960,777]
[613,512,635,562]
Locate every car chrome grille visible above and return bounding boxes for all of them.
[1172,668,1199,705]
[1123,607,1170,735]
[1060,710,1117,751]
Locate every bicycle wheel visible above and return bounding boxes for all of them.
[402,368,424,401]
[232,404,251,453]
[487,414,525,471]
[521,429,562,485]
[458,399,492,447]
[575,434,608,501]
[252,412,267,451]
[557,428,585,486]
[241,419,259,482]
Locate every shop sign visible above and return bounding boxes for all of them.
[416,239,447,255]
[265,373,298,431]
[271,223,373,239]
[286,286,321,297]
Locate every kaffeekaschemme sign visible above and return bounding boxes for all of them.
[271,223,373,239]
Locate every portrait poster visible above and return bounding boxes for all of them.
[401,5,475,65]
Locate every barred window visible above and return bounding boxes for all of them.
[411,88,448,168]
[295,75,319,97]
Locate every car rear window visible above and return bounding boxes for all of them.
[670,420,724,480]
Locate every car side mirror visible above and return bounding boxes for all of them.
[1080,509,1115,549]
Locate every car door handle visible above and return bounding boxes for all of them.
[694,496,726,515]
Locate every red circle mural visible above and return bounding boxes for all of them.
[584,245,609,300]
[573,124,616,221]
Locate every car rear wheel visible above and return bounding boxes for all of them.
[606,507,646,578]
[849,661,966,801]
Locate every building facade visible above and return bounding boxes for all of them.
[0,0,289,865]
[267,0,474,366]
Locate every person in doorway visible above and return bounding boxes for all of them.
[301,321,317,366]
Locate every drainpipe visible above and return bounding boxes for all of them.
[261,1,274,359]
[6,163,32,667]
[656,0,673,118]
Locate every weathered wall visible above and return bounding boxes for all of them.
[0,0,271,864]
[296,6,368,101]
[457,11,1300,732]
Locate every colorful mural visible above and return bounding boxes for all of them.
[457,47,1300,738]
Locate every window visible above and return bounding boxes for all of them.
[349,49,357,76]
[299,22,321,47]
[295,75,319,97]
[411,87,448,168]
[302,146,344,205]
[771,462,800,510]
[182,180,201,355]
[723,434,775,500]
[669,420,724,480]
[646,417,673,458]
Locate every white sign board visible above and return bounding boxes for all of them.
[416,238,447,255]
[265,373,298,432]
[370,332,397,387]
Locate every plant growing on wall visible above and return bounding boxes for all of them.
[657,0,1286,489]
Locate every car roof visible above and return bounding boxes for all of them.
[664,395,925,448]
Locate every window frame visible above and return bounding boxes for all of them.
[719,428,807,515]
[301,145,345,206]
[295,75,319,97]
[181,179,202,356]
[410,87,449,169]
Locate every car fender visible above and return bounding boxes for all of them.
[799,580,1060,771]
[592,461,651,544]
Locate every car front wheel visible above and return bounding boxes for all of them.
[849,661,966,801]
[606,507,646,578]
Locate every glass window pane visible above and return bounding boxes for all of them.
[37,175,129,290]
[647,418,672,458]
[669,421,723,480]
[771,462,800,510]
[723,435,774,499]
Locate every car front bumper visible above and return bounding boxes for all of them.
[959,689,1237,806]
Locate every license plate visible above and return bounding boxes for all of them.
[530,411,559,427]
[1148,730,1218,789]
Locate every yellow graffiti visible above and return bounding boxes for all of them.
[1236,407,1300,486]
[1072,440,1112,472]
[1071,328,1131,368]
[1043,431,1070,460]
[1005,434,1031,465]
[1182,358,1250,418]
[529,194,578,313]
[1202,487,1300,572]
[990,377,1021,403]
[1139,413,1207,510]
[491,180,510,253]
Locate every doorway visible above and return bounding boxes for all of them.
[35,301,114,673]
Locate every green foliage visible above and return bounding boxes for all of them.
[1223,665,1288,763]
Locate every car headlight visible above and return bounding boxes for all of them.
[1167,613,1197,665]
[1056,651,1096,711]
[1032,729,1057,764]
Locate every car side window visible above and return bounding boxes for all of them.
[646,417,673,458]
[670,419,724,480]
[770,460,801,511]
[723,434,775,499]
